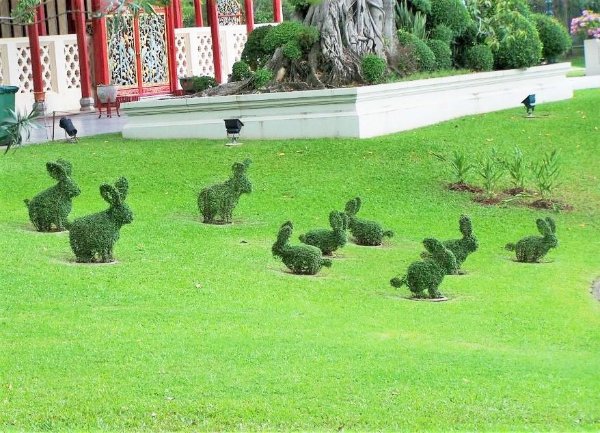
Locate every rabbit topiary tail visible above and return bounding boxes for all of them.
[24,199,30,208]
[322,258,332,268]
[383,230,394,238]
[390,276,406,288]
[298,234,307,243]
[505,243,516,251]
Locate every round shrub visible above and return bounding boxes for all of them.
[493,13,542,69]
[361,54,387,84]
[398,30,436,72]
[282,40,302,60]
[253,67,273,89]
[231,61,252,81]
[262,21,318,55]
[426,39,453,70]
[430,24,454,45]
[464,44,494,71]
[410,0,431,14]
[533,13,572,62]
[241,25,273,70]
[192,75,217,92]
[429,0,472,36]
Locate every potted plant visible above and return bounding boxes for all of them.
[570,10,600,76]
[96,82,118,103]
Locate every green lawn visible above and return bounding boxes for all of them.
[1,90,599,432]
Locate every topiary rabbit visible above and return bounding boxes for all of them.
[344,197,394,246]
[68,177,133,263]
[505,217,558,263]
[298,210,348,255]
[422,215,478,274]
[390,238,457,299]
[198,159,252,224]
[24,159,81,232]
[272,221,332,275]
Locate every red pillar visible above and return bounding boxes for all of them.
[166,6,179,93]
[37,6,47,36]
[172,0,183,28]
[207,0,223,83]
[91,0,110,86]
[273,0,282,23]
[74,0,93,110]
[244,0,254,34]
[194,0,204,26]
[27,9,45,112]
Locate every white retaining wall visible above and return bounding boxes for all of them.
[122,63,574,140]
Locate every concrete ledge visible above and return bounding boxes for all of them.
[122,63,573,140]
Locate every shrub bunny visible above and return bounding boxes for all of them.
[299,210,348,255]
[422,215,478,274]
[505,217,558,263]
[344,197,394,246]
[24,159,81,231]
[68,177,133,263]
[272,221,332,275]
[198,159,252,224]
[391,238,457,299]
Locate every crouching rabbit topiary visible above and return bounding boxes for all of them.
[24,159,81,231]
[69,177,133,263]
[422,215,478,274]
[391,238,457,299]
[505,217,557,263]
[272,221,332,275]
[344,197,394,246]
[299,210,348,255]
[198,159,252,224]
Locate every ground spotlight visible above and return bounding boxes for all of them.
[521,94,536,117]
[59,117,78,141]
[224,118,244,145]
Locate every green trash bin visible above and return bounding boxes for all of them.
[0,85,19,145]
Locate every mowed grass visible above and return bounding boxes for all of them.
[1,90,599,432]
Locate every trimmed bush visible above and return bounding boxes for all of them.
[430,24,454,44]
[533,13,572,62]
[191,76,217,92]
[429,0,472,36]
[262,21,319,56]
[24,159,81,232]
[398,30,436,71]
[426,39,453,70]
[241,25,273,69]
[231,60,252,81]
[272,221,332,275]
[282,40,302,60]
[410,0,431,14]
[493,12,542,69]
[198,159,252,224]
[361,54,387,84]
[505,217,558,263]
[344,197,394,246]
[299,210,348,256]
[253,67,273,89]
[465,44,494,71]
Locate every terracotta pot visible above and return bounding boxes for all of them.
[97,84,118,103]
[179,77,195,93]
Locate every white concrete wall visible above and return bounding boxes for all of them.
[584,39,600,76]
[122,63,574,140]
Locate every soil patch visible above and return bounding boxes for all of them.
[448,182,483,193]
[529,198,573,211]
[473,195,504,206]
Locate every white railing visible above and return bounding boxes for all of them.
[0,23,276,114]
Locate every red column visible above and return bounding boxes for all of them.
[272,0,282,23]
[207,0,223,83]
[194,0,204,26]
[27,9,45,111]
[91,0,110,87]
[172,0,183,28]
[37,5,47,36]
[166,6,179,93]
[74,0,93,110]
[244,0,254,34]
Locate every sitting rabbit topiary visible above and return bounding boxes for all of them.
[24,159,81,231]
[298,210,348,255]
[68,177,133,263]
[272,221,332,275]
[505,217,557,263]
[198,159,252,224]
[344,197,394,246]
[422,215,478,274]
[391,238,457,299]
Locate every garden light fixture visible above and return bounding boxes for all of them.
[224,118,244,145]
[59,117,78,141]
[521,94,536,117]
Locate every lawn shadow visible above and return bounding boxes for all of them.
[506,257,556,264]
[381,292,453,302]
[267,265,330,279]
[17,223,68,235]
[50,254,120,266]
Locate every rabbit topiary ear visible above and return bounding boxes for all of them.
[46,161,67,181]
[340,213,349,230]
[354,197,362,213]
[329,210,343,229]
[422,238,443,254]
[242,158,252,168]
[56,159,73,176]
[545,217,556,233]
[114,177,129,200]
[536,218,550,236]
[100,184,121,206]
[459,215,472,237]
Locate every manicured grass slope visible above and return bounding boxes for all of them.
[1,90,599,431]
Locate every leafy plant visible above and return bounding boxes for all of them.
[398,30,436,71]
[1,108,41,154]
[426,39,453,70]
[361,54,387,84]
[533,14,572,62]
[253,67,273,89]
[530,149,561,199]
[477,150,505,196]
[241,25,274,70]
[464,44,494,71]
[395,0,428,40]
[501,146,527,190]
[432,149,474,184]
[231,61,252,82]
